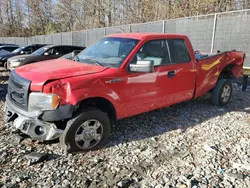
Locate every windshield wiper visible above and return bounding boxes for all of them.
[82,58,103,66]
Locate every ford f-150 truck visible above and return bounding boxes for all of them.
[3,33,245,153]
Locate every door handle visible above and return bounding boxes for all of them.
[168,70,176,78]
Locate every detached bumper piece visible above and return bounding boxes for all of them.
[24,152,49,165]
[24,152,59,165]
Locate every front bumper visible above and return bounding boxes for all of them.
[4,97,64,141]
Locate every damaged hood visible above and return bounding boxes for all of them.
[15,58,109,91]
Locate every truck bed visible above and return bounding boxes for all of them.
[194,50,245,98]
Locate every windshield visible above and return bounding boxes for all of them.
[11,47,25,54]
[76,37,139,68]
[32,46,49,55]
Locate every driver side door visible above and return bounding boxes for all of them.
[120,39,175,118]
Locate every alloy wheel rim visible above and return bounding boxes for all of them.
[221,85,231,103]
[75,119,103,149]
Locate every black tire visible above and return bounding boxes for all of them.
[60,107,111,153]
[212,79,233,106]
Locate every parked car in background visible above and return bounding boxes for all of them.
[3,33,245,153]
[59,49,84,60]
[6,44,85,70]
[0,45,19,56]
[0,44,48,68]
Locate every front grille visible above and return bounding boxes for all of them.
[7,71,30,110]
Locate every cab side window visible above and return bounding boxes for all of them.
[131,40,171,66]
[167,39,191,63]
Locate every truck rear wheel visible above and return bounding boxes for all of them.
[212,79,233,106]
[60,107,111,153]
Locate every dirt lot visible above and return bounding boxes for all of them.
[0,67,250,188]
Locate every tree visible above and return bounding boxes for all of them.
[0,0,249,36]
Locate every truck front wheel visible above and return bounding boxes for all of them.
[212,79,233,106]
[60,107,111,153]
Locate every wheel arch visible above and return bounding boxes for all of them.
[218,64,235,80]
[76,97,117,121]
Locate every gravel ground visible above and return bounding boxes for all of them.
[0,67,250,188]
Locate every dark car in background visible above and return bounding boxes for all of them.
[0,44,48,68]
[7,44,85,70]
[0,45,19,56]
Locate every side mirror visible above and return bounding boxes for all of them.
[20,51,25,54]
[44,52,49,56]
[129,60,154,73]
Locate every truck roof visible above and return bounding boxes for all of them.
[106,33,187,40]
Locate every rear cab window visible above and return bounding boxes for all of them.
[167,39,191,64]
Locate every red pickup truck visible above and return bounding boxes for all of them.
[4,33,245,153]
